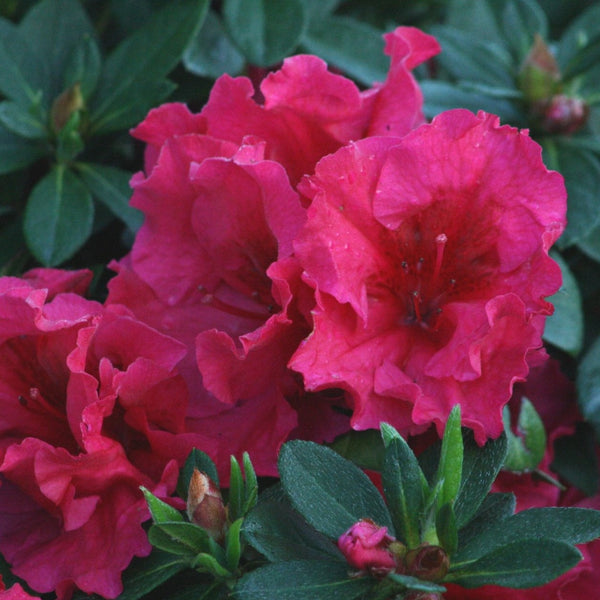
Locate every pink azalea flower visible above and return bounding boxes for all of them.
[0,271,185,599]
[0,576,40,600]
[290,109,566,443]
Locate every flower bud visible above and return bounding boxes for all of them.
[337,519,398,577]
[518,34,560,103]
[50,83,84,133]
[186,468,227,542]
[537,94,590,135]
[404,543,449,582]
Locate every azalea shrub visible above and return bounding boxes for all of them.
[0,1,600,599]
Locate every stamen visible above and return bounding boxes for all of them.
[411,290,422,322]
[432,233,448,285]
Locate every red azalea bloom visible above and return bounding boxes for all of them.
[0,271,184,599]
[0,576,40,600]
[290,110,566,443]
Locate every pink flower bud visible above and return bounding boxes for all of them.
[337,519,398,577]
[538,94,590,135]
[186,468,227,542]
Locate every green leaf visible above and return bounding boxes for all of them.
[233,560,373,600]
[543,251,584,356]
[330,428,385,471]
[223,0,306,67]
[192,553,232,579]
[386,572,446,593]
[447,539,581,588]
[421,80,525,124]
[502,397,547,473]
[176,448,220,500]
[183,10,245,78]
[243,486,344,562]
[0,125,45,174]
[23,165,93,266]
[382,432,427,547]
[228,455,244,522]
[501,0,548,61]
[446,0,503,46]
[149,522,211,556]
[0,101,47,139]
[279,440,394,539]
[551,422,599,496]
[543,142,600,248]
[578,220,600,262]
[301,15,388,85]
[75,163,143,232]
[141,487,185,524]
[429,25,514,88]
[90,0,209,134]
[91,550,186,600]
[55,111,84,162]
[0,18,47,106]
[225,518,243,571]
[577,334,600,440]
[457,493,516,550]
[19,0,95,101]
[436,405,463,510]
[453,432,508,528]
[436,502,458,556]
[454,507,600,564]
[242,452,258,515]
[63,34,102,99]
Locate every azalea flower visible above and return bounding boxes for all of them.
[290,109,566,443]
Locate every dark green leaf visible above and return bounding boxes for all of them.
[501,0,548,60]
[141,487,185,524]
[453,432,507,528]
[223,0,306,67]
[543,251,584,356]
[75,163,143,232]
[243,486,343,562]
[302,0,343,23]
[183,10,245,78]
[429,25,514,88]
[436,502,458,556]
[386,573,446,593]
[382,433,426,547]
[503,397,546,472]
[457,493,516,550]
[577,334,600,440]
[148,525,200,558]
[447,539,581,588]
[63,34,102,99]
[0,101,46,139]
[543,142,600,248]
[0,18,47,106]
[562,30,600,81]
[330,428,385,471]
[192,553,232,578]
[94,550,187,600]
[279,440,394,539]
[90,0,209,134]
[233,560,373,600]
[23,166,93,266]
[55,111,84,162]
[446,0,503,46]
[436,405,463,510]
[301,15,388,85]
[578,221,600,262]
[421,80,525,124]
[454,507,600,564]
[0,125,45,174]
[19,0,95,101]
[176,448,219,500]
[551,422,599,496]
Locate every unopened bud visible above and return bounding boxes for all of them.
[338,519,398,577]
[186,468,227,542]
[51,83,84,133]
[404,543,449,582]
[537,94,590,135]
[518,34,561,103]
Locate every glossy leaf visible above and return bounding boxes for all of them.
[223,0,306,67]
[577,334,600,440]
[63,34,102,99]
[90,0,209,134]
[330,428,385,471]
[302,15,388,85]
[23,166,93,266]
[0,101,46,139]
[436,405,463,510]
[0,125,45,174]
[176,448,220,499]
[75,163,143,232]
[279,440,394,539]
[448,539,581,588]
[543,251,584,356]
[141,487,185,524]
[234,560,373,600]
[501,0,548,60]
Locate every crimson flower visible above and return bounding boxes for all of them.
[0,576,40,600]
[290,109,566,443]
